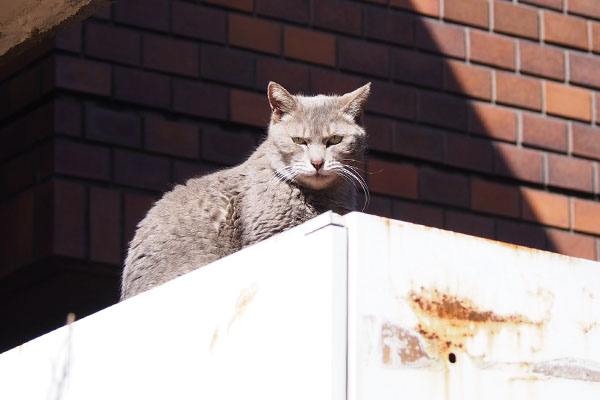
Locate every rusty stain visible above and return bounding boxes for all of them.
[409,288,545,356]
[227,283,259,331]
[209,329,219,351]
[582,322,598,335]
[381,323,430,366]
[533,359,600,383]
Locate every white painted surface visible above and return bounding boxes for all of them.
[1,212,599,399]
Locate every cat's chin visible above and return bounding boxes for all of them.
[296,173,338,190]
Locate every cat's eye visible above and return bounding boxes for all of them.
[292,137,307,145]
[327,135,343,146]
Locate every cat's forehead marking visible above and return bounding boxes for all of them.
[295,94,344,135]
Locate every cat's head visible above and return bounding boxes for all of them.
[266,81,371,191]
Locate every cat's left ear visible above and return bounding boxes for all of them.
[341,82,371,124]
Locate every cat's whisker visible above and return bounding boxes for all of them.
[332,165,370,211]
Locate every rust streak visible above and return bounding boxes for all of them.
[227,283,259,331]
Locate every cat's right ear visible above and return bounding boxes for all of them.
[267,82,297,122]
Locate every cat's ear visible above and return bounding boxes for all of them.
[267,82,297,122]
[341,82,371,124]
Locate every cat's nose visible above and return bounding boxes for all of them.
[311,160,324,171]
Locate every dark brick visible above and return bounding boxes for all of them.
[55,23,82,52]
[363,194,392,218]
[393,122,444,162]
[471,178,519,218]
[86,105,142,147]
[496,220,546,250]
[493,143,544,184]
[522,113,567,152]
[314,0,362,36]
[546,229,596,261]
[256,0,309,23]
[54,100,82,137]
[521,187,570,229]
[8,66,40,114]
[392,49,442,89]
[172,2,226,44]
[338,38,389,78]
[445,210,495,240]
[202,126,256,165]
[284,26,336,67]
[90,187,121,264]
[230,90,270,127]
[392,200,444,228]
[173,80,228,120]
[173,161,216,184]
[419,167,469,208]
[256,58,309,94]
[85,23,140,66]
[201,45,255,88]
[310,68,364,95]
[364,115,394,153]
[14,191,34,269]
[1,151,38,198]
[143,35,199,78]
[50,56,111,96]
[229,14,281,55]
[416,19,465,59]
[115,150,170,191]
[390,0,439,17]
[53,180,86,258]
[547,153,594,193]
[124,192,156,246]
[468,103,517,142]
[0,200,16,275]
[114,0,169,31]
[368,159,419,199]
[367,81,417,120]
[54,140,111,181]
[365,7,414,46]
[114,67,170,109]
[204,0,253,11]
[443,60,492,101]
[418,91,467,131]
[145,116,200,158]
[444,133,493,173]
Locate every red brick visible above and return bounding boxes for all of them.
[392,49,442,89]
[545,229,596,260]
[54,140,111,181]
[522,113,567,152]
[445,133,493,173]
[171,2,226,44]
[445,210,495,240]
[444,0,488,29]
[393,122,444,162]
[418,91,467,130]
[173,80,228,120]
[368,159,419,199]
[520,188,570,229]
[569,52,600,89]
[86,23,140,66]
[230,90,270,127]
[201,45,255,88]
[314,0,362,36]
[469,30,515,70]
[205,0,253,11]
[124,192,156,245]
[519,41,564,81]
[365,7,414,46]
[494,1,539,40]
[568,0,600,19]
[201,126,256,165]
[256,58,309,94]
[367,81,417,121]
[419,167,469,207]
[115,150,170,191]
[545,81,591,122]
[284,27,335,67]
[573,198,600,235]
[416,19,465,59]
[443,60,491,101]
[471,178,519,217]
[310,68,364,95]
[173,161,215,184]
[593,23,600,53]
[392,200,444,228]
[53,180,86,258]
[256,0,308,23]
[496,220,546,250]
[54,100,82,137]
[8,66,40,114]
[496,72,541,111]
[85,105,142,147]
[391,0,439,17]
[548,153,594,192]
[543,11,588,50]
[114,67,170,109]
[114,0,169,31]
[338,38,389,78]
[493,142,544,183]
[520,0,562,11]
[229,14,281,55]
[362,195,392,218]
[90,187,121,265]
[55,23,82,52]
[145,117,199,159]
[14,191,34,269]
[468,103,517,142]
[143,35,199,77]
[365,116,394,153]
[50,56,111,96]
[572,123,600,160]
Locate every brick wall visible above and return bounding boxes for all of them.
[1,0,600,350]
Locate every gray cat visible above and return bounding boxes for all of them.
[121,82,371,300]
